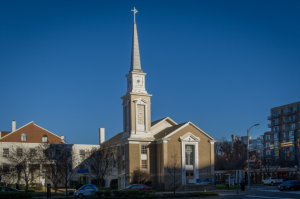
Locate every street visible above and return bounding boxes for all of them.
[216,185,300,199]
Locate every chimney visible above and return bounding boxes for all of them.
[12,120,16,132]
[99,128,105,145]
[61,135,64,142]
[231,134,234,141]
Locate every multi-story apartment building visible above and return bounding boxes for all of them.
[265,101,300,161]
[249,135,264,154]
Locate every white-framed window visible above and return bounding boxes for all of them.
[265,135,270,140]
[266,142,270,148]
[42,135,48,143]
[282,133,285,138]
[141,160,147,169]
[272,110,278,116]
[266,150,271,155]
[17,148,23,157]
[3,148,9,157]
[141,145,147,154]
[298,130,300,136]
[185,145,195,166]
[21,133,27,141]
[289,131,294,137]
[298,122,300,127]
[282,117,285,122]
[281,108,285,114]
[274,133,278,139]
[79,150,85,157]
[298,113,300,119]
[282,125,285,130]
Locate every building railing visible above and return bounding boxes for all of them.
[287,110,295,115]
[286,118,295,123]
[287,127,296,131]
[268,114,280,120]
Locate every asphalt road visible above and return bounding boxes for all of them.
[219,185,300,199]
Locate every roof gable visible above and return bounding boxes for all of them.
[165,121,215,141]
[151,117,178,135]
[0,121,65,143]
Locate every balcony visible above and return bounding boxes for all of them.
[287,110,295,115]
[287,127,296,131]
[286,118,295,123]
[268,114,280,120]
[268,121,280,128]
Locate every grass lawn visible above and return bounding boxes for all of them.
[215,185,241,190]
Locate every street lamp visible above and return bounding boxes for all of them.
[247,123,259,190]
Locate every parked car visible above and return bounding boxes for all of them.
[278,180,300,191]
[0,187,25,193]
[123,184,152,190]
[261,177,283,186]
[74,184,98,198]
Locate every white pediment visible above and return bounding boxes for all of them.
[179,132,200,142]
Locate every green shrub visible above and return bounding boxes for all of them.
[113,190,122,197]
[0,192,33,199]
[104,190,112,197]
[93,190,104,198]
[29,183,42,190]
[110,179,118,190]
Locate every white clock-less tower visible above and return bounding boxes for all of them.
[121,22,154,140]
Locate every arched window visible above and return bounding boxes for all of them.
[21,133,27,141]
[42,135,48,143]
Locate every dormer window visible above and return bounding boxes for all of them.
[42,135,48,143]
[21,133,27,141]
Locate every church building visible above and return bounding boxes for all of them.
[102,10,216,191]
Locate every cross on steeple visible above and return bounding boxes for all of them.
[131,7,138,23]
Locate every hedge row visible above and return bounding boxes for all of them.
[162,192,218,198]
[0,192,33,199]
[93,190,157,198]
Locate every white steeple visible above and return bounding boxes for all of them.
[130,23,142,72]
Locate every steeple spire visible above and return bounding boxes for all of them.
[130,9,142,72]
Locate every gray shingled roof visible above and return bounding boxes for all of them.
[154,122,188,139]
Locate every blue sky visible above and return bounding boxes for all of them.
[1,0,299,144]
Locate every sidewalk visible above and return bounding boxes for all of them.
[214,190,251,197]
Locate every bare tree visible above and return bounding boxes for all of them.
[167,149,181,194]
[37,143,63,194]
[56,145,78,198]
[84,146,119,190]
[215,140,248,170]
[7,144,43,191]
[130,168,153,184]
[0,164,19,185]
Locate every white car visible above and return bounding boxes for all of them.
[262,177,283,186]
[74,184,98,198]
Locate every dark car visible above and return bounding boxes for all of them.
[123,184,152,190]
[0,187,25,193]
[278,180,300,191]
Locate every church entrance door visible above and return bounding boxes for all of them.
[186,170,194,184]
